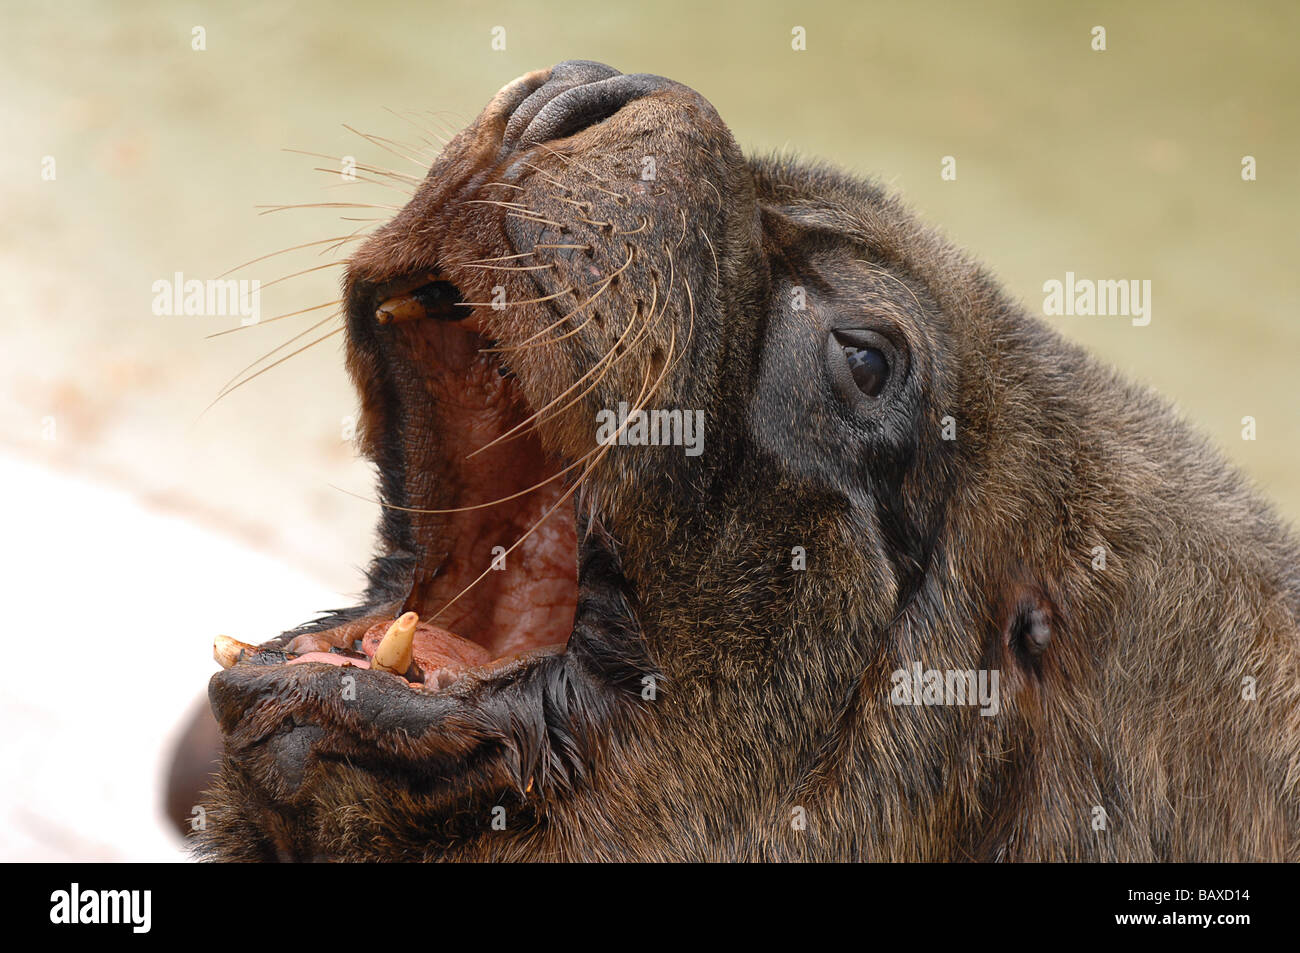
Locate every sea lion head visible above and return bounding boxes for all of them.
[201,61,1298,861]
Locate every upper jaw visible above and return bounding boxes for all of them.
[207,60,740,815]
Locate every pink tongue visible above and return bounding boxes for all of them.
[286,651,369,668]
[283,621,496,689]
[360,620,493,673]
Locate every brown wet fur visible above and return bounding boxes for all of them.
[194,62,1300,861]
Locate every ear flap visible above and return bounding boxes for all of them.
[999,575,1060,675]
[1013,595,1053,657]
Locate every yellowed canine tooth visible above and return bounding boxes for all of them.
[372,611,418,675]
[376,293,424,325]
[214,634,257,670]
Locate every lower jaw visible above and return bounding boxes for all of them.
[215,608,573,695]
[206,497,651,826]
[283,619,570,691]
[214,494,586,695]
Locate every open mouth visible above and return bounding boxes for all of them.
[200,64,724,850]
[208,60,689,759]
[215,275,581,692]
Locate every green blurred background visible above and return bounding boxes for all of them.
[3,0,1298,595]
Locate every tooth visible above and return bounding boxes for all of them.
[372,611,418,674]
[375,293,424,325]
[214,634,257,670]
[374,273,439,324]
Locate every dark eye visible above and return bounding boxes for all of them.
[844,344,889,397]
[827,329,899,404]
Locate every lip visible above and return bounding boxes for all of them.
[209,606,572,740]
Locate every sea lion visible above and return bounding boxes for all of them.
[198,60,1300,861]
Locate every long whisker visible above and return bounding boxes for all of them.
[437,304,680,623]
[382,106,449,148]
[536,145,622,195]
[514,159,572,192]
[283,147,422,184]
[205,300,340,339]
[552,196,594,211]
[216,237,362,279]
[423,109,468,138]
[462,251,536,265]
[519,154,631,205]
[342,123,432,168]
[425,108,470,132]
[465,272,659,458]
[252,260,348,298]
[454,287,573,309]
[314,168,414,196]
[487,247,633,351]
[214,310,343,398]
[505,211,565,228]
[559,244,674,412]
[461,262,556,273]
[257,202,402,214]
[463,198,534,211]
[482,303,599,357]
[197,326,343,420]
[329,453,587,515]
[548,245,677,428]
[320,220,377,256]
[426,356,657,627]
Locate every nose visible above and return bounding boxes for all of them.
[501,60,674,148]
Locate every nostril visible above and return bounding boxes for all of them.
[501,61,675,149]
[502,60,622,147]
[518,73,669,145]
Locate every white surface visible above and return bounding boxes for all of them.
[0,451,344,861]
